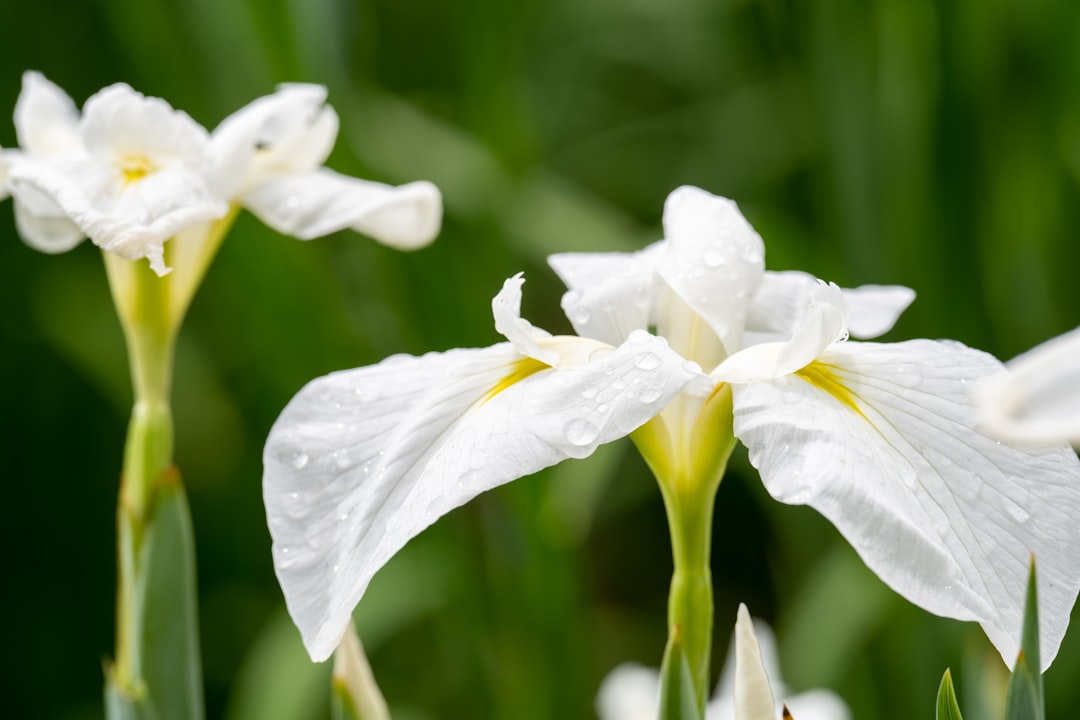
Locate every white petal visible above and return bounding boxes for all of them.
[976,327,1080,446]
[491,273,561,365]
[14,71,82,156]
[595,663,660,720]
[781,690,851,720]
[548,243,663,346]
[13,195,85,253]
[713,283,847,384]
[210,84,337,197]
[9,157,227,275]
[656,186,765,355]
[748,271,914,343]
[731,339,1080,669]
[734,604,777,720]
[80,83,212,170]
[242,169,442,249]
[264,336,697,661]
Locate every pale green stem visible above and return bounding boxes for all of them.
[633,385,736,714]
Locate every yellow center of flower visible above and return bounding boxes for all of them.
[120,154,158,184]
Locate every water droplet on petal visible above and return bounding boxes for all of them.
[332,564,340,574]
[569,305,592,325]
[639,385,663,403]
[1006,503,1031,523]
[331,449,350,468]
[563,418,600,447]
[635,352,662,371]
[702,247,726,268]
[597,403,610,413]
[291,452,309,469]
[340,512,349,521]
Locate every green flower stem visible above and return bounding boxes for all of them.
[101,213,237,720]
[633,385,737,714]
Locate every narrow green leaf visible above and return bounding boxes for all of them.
[1005,558,1045,720]
[935,668,964,720]
[108,471,203,720]
[659,626,704,720]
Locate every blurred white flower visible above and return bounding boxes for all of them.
[595,604,851,720]
[975,326,1080,447]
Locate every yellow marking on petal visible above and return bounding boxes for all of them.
[479,357,548,405]
[796,362,867,420]
[120,154,158,184]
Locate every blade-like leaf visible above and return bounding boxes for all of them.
[659,626,704,720]
[1005,559,1044,720]
[935,668,964,720]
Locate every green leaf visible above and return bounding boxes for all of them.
[935,668,964,720]
[107,472,204,720]
[659,626,704,720]
[1005,558,1045,720]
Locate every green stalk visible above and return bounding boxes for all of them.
[633,385,736,715]
[101,212,237,720]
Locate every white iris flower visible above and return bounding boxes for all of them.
[264,186,1080,667]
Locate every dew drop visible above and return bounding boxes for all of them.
[332,564,340,574]
[331,449,350,468]
[740,244,763,264]
[291,452,309,469]
[339,512,349,522]
[635,352,662,371]
[569,305,592,325]
[290,492,300,500]
[563,418,600,447]
[639,385,663,403]
[702,247,726,268]
[597,403,610,413]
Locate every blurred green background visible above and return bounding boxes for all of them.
[2,0,1079,718]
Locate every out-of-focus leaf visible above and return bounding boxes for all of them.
[659,627,703,720]
[1005,560,1044,720]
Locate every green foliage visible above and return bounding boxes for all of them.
[936,669,964,720]
[659,627,704,720]
[2,1,1079,718]
[1005,561,1045,720]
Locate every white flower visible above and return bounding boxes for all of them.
[975,326,1080,447]
[595,604,850,720]
[209,83,442,250]
[263,186,1080,667]
[7,71,227,275]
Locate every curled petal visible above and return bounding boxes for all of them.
[747,271,914,344]
[14,71,81,156]
[242,169,442,250]
[548,243,663,346]
[492,273,561,365]
[731,339,1080,669]
[12,184,85,253]
[976,327,1080,447]
[264,335,698,660]
[211,84,338,197]
[9,158,227,275]
[712,283,847,384]
[657,186,765,356]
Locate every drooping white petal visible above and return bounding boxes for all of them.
[9,158,227,275]
[656,186,765,355]
[595,663,660,720]
[242,169,442,250]
[747,271,914,344]
[731,339,1080,669]
[733,604,776,720]
[14,71,82,156]
[548,243,663,346]
[264,334,698,661]
[210,84,338,197]
[976,326,1080,447]
[492,273,561,365]
[712,283,847,384]
[12,180,85,253]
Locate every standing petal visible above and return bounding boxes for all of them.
[548,243,663,346]
[976,326,1080,447]
[14,71,82,156]
[264,334,697,660]
[656,186,765,356]
[242,169,442,250]
[730,339,1080,669]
